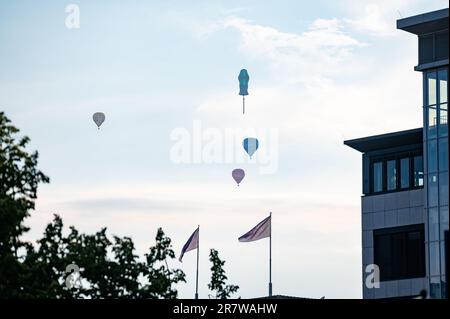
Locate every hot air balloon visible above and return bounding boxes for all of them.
[238,69,249,114]
[92,112,105,129]
[232,169,245,186]
[243,137,259,159]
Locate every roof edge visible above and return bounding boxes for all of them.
[397,8,449,35]
[344,128,423,153]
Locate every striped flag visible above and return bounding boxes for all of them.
[179,227,199,262]
[238,215,271,242]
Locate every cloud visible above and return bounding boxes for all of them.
[196,61,421,144]
[193,11,421,139]
[342,0,449,37]
[223,16,365,83]
[176,14,365,83]
[344,3,399,37]
[64,197,199,214]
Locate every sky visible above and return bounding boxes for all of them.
[0,0,448,299]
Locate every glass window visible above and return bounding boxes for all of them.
[429,208,439,241]
[428,173,439,207]
[400,158,410,189]
[439,69,448,103]
[440,103,448,136]
[406,231,424,279]
[414,156,424,187]
[442,245,447,277]
[374,224,425,281]
[441,275,447,299]
[428,107,438,138]
[428,72,437,105]
[429,242,441,277]
[387,160,397,190]
[430,276,442,299]
[440,206,449,240]
[428,139,438,173]
[373,162,383,192]
[439,138,448,171]
[440,172,448,206]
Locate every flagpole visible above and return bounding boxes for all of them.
[269,212,272,297]
[195,225,199,299]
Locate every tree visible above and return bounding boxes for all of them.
[21,214,71,298]
[0,111,49,297]
[0,112,186,298]
[20,215,186,299]
[141,228,186,299]
[208,249,239,299]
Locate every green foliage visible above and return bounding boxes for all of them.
[208,249,239,299]
[0,111,50,297]
[0,112,185,298]
[141,228,186,299]
[19,216,186,299]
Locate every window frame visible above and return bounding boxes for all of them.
[400,157,411,189]
[369,150,423,195]
[373,224,426,282]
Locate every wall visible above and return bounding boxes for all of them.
[361,189,427,298]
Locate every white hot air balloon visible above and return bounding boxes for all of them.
[92,112,105,129]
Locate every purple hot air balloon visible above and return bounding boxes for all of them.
[232,169,245,186]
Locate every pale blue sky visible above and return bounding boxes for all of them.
[1,0,448,299]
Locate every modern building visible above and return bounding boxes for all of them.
[345,8,448,299]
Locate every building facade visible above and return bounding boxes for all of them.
[345,8,448,299]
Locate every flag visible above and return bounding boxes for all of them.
[179,227,199,262]
[238,215,271,242]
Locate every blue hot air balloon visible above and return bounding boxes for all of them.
[238,69,249,114]
[243,137,259,159]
